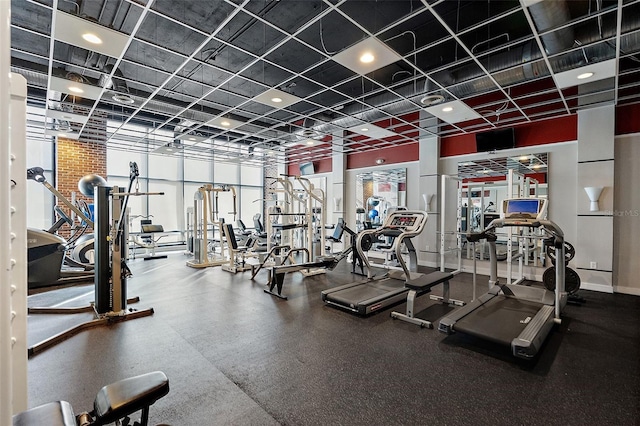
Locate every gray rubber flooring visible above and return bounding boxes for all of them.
[25,253,640,425]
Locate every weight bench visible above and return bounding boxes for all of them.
[12,371,169,426]
[140,220,168,260]
[390,271,465,328]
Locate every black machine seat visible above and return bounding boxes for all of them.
[13,401,76,426]
[139,220,167,260]
[405,271,452,291]
[93,371,169,425]
[390,271,465,328]
[12,371,169,426]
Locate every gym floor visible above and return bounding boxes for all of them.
[26,253,639,425]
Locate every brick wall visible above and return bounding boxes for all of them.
[54,108,107,237]
[55,138,106,236]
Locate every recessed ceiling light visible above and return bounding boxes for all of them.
[332,37,403,76]
[220,120,231,127]
[360,52,375,63]
[442,106,454,112]
[306,140,315,146]
[188,137,196,141]
[577,72,594,80]
[253,88,302,108]
[360,127,369,132]
[82,33,102,44]
[166,148,173,152]
[62,115,73,120]
[532,164,544,169]
[68,86,84,94]
[519,155,529,160]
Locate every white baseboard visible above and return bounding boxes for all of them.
[579,282,614,293]
[612,286,640,296]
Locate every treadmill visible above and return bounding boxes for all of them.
[321,210,428,315]
[438,198,567,359]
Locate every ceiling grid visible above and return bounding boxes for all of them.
[8,0,640,165]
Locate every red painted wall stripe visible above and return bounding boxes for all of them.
[440,115,578,157]
[615,103,640,135]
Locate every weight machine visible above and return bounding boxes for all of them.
[27,162,163,357]
[186,184,237,268]
[267,175,326,266]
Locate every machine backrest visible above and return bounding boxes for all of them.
[331,222,345,240]
[223,223,238,250]
[253,213,264,233]
[141,219,164,233]
[237,219,247,231]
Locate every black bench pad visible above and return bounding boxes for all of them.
[94,371,169,424]
[405,271,453,291]
[13,401,76,426]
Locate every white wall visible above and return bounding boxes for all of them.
[613,133,640,295]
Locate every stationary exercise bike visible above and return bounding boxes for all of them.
[12,371,169,426]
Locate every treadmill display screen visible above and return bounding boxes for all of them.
[505,199,540,217]
[390,216,417,228]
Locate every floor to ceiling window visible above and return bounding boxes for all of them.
[106,120,264,245]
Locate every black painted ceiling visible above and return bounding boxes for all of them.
[9,0,640,165]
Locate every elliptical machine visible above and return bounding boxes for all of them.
[26,168,105,289]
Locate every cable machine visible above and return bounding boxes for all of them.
[28,162,163,357]
[186,184,237,268]
[268,175,326,263]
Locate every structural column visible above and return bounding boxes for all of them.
[418,113,440,267]
[575,105,614,292]
[331,135,346,225]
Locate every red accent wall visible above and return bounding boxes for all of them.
[347,142,419,169]
[287,158,332,176]
[615,103,640,135]
[440,115,578,157]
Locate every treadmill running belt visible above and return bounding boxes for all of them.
[327,279,407,307]
[453,296,543,347]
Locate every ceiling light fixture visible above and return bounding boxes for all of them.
[519,155,529,160]
[577,72,594,80]
[360,127,369,132]
[306,140,315,146]
[442,106,454,112]
[420,94,445,106]
[220,120,231,127]
[166,148,173,152]
[271,97,283,103]
[82,33,102,44]
[360,52,375,63]
[375,158,385,165]
[112,94,135,104]
[68,86,84,94]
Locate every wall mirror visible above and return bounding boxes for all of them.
[456,153,548,262]
[355,168,406,226]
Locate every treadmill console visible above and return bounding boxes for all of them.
[384,212,426,233]
[501,198,547,225]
